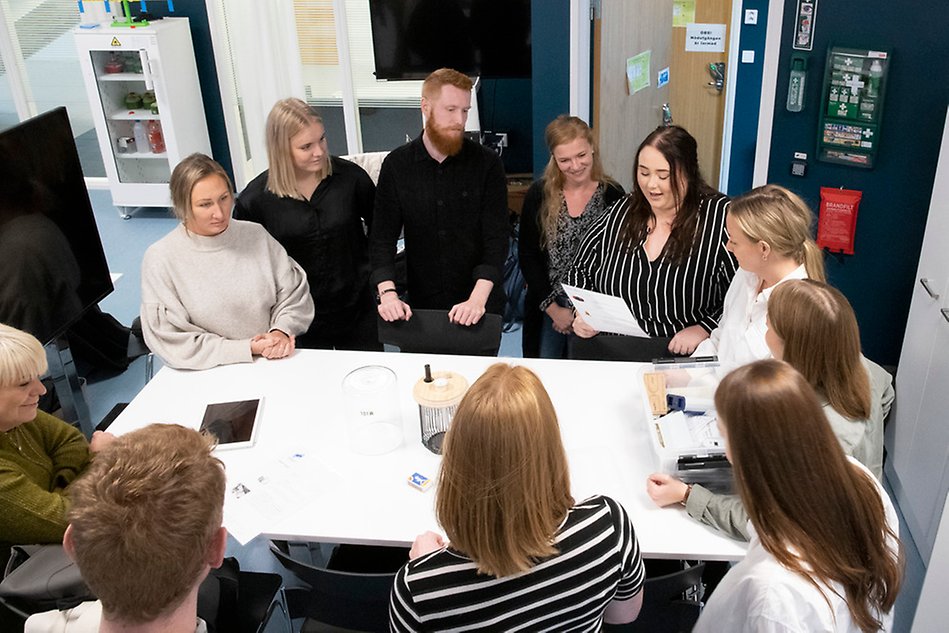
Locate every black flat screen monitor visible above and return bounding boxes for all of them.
[0,107,114,344]
[368,0,531,80]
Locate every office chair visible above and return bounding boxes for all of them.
[377,309,502,356]
[270,540,396,632]
[568,334,677,362]
[603,562,705,633]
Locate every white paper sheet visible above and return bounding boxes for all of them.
[561,284,650,338]
[222,452,342,545]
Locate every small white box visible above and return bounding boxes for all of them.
[742,50,756,64]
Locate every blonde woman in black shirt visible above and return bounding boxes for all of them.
[568,126,737,360]
[518,115,624,358]
[235,98,379,351]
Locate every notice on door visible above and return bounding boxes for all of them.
[685,23,726,52]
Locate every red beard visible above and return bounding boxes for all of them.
[425,119,464,157]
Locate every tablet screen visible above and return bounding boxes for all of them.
[200,399,262,449]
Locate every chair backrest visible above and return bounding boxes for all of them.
[568,334,674,363]
[270,541,395,632]
[604,562,705,633]
[378,309,502,356]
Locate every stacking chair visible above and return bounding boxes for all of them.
[567,334,675,362]
[270,540,396,632]
[377,309,502,356]
[603,562,705,633]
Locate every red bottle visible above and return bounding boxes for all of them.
[146,120,165,154]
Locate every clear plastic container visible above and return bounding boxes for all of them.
[342,366,403,455]
[132,120,149,154]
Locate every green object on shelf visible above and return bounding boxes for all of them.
[124,92,143,109]
[112,0,149,27]
[142,91,156,108]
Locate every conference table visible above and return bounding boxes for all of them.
[107,349,747,561]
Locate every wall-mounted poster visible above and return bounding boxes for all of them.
[792,0,818,51]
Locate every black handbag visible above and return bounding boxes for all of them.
[0,545,93,617]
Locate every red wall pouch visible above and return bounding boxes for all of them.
[817,187,862,255]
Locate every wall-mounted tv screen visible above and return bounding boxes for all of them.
[0,107,113,344]
[368,0,531,80]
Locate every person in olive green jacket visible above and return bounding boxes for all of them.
[0,323,113,565]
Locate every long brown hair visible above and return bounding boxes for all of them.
[728,184,826,282]
[619,125,715,263]
[768,280,870,419]
[539,115,613,246]
[436,364,574,577]
[716,360,902,632]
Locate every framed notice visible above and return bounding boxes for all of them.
[792,0,818,51]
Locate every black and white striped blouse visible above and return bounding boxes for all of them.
[567,192,737,337]
[389,495,644,632]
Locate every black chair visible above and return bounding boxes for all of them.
[270,540,396,632]
[568,334,675,362]
[603,562,705,633]
[377,309,502,356]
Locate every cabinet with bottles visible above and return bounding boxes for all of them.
[75,18,211,215]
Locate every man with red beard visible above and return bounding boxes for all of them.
[370,68,508,337]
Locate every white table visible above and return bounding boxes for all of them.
[108,349,747,561]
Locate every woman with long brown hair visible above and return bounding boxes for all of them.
[693,184,825,370]
[518,115,624,357]
[767,279,892,479]
[691,360,902,632]
[390,364,644,631]
[567,125,737,360]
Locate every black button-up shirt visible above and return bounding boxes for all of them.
[370,135,509,314]
[234,156,374,331]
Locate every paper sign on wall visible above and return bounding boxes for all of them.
[673,0,696,27]
[685,23,726,52]
[626,50,651,94]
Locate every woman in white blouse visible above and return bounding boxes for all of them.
[693,184,824,371]
[692,360,903,633]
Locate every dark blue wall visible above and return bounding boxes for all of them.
[726,0,769,196]
[478,78,533,174]
[136,3,232,179]
[765,0,949,366]
[530,0,571,178]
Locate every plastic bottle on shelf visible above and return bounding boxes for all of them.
[146,120,166,154]
[133,120,149,154]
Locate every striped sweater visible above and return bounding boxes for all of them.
[389,495,644,632]
[568,192,737,337]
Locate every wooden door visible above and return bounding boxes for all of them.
[595,0,672,191]
[595,0,731,190]
[670,0,730,185]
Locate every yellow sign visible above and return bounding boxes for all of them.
[110,37,121,47]
[673,0,696,27]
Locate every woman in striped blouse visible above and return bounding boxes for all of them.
[390,364,645,632]
[568,126,737,360]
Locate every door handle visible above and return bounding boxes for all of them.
[920,278,940,300]
[661,103,673,127]
[707,62,725,94]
